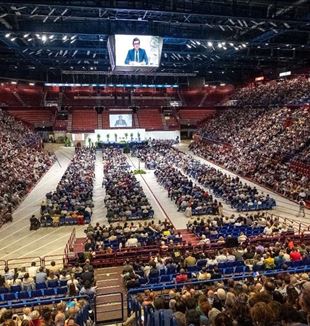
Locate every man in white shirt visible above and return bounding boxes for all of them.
[27,262,38,278]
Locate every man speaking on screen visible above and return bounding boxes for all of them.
[114,115,127,127]
[125,37,148,65]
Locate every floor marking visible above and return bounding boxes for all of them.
[1,229,69,259]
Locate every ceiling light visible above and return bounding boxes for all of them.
[70,35,76,40]
[70,39,76,44]
[186,44,191,48]
[29,82,35,86]
[223,47,227,50]
[217,43,222,48]
[196,41,201,45]
[220,83,226,86]
[62,35,67,41]
[23,33,29,38]
[41,35,47,42]
[229,42,234,46]
[242,43,247,48]
[207,41,213,47]
[49,35,54,39]
[5,33,10,38]
[10,37,16,41]
[11,81,17,84]
[27,38,32,41]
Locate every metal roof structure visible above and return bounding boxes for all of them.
[0,0,309,85]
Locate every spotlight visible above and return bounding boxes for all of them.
[5,33,10,38]
[217,43,222,48]
[207,41,213,47]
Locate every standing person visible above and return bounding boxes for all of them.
[297,199,306,218]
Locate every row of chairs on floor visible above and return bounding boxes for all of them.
[0,279,69,294]
[0,287,68,303]
[128,264,310,296]
[233,201,276,212]
[41,215,91,227]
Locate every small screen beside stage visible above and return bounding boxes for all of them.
[109,114,133,128]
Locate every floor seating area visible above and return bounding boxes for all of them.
[39,148,95,228]
[103,147,154,222]
[133,142,277,211]
[155,164,219,216]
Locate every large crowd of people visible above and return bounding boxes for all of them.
[103,147,154,222]
[127,269,310,326]
[0,109,54,228]
[232,75,310,106]
[0,259,95,325]
[191,106,310,201]
[133,142,276,212]
[36,148,95,228]
[83,219,177,253]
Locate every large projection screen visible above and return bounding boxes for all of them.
[108,35,163,70]
[109,114,133,128]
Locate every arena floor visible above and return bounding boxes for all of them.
[0,143,308,261]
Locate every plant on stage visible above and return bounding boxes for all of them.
[137,132,141,141]
[133,169,146,175]
[124,132,128,141]
[130,132,134,141]
[88,138,91,147]
[106,134,110,142]
[114,133,117,142]
[97,134,101,142]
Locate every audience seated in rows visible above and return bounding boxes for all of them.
[38,148,95,228]
[122,231,310,290]
[0,259,96,299]
[232,75,310,106]
[187,213,295,244]
[0,109,54,228]
[191,106,309,201]
[126,267,310,326]
[133,141,276,211]
[155,164,220,216]
[83,219,179,254]
[103,147,154,222]
[0,298,93,325]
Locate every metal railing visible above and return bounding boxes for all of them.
[94,291,124,324]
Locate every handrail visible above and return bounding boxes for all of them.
[94,291,124,324]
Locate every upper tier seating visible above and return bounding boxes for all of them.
[191,106,309,201]
[7,109,54,126]
[0,109,54,228]
[232,75,310,106]
[178,109,215,125]
[137,109,163,130]
[72,110,97,131]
